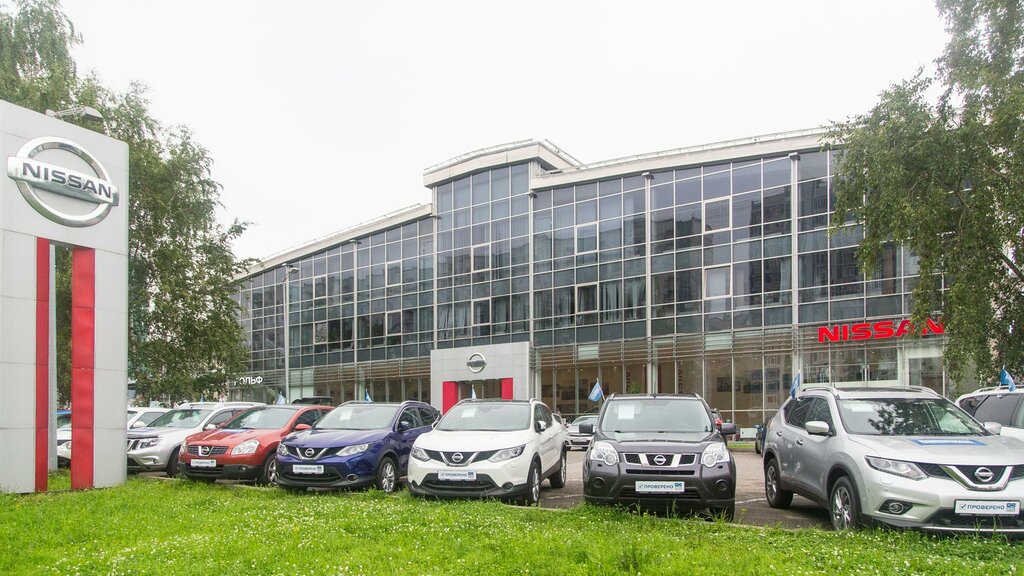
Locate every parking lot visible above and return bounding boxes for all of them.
[539,449,831,529]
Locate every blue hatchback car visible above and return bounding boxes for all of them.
[275,400,439,492]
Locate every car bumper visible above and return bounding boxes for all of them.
[407,454,532,499]
[861,472,1024,534]
[582,458,736,511]
[568,435,592,449]
[127,445,175,471]
[179,453,264,481]
[273,454,378,489]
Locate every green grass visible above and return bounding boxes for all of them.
[1,477,1021,576]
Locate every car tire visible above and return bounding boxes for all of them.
[165,447,180,478]
[829,476,861,531]
[258,453,277,486]
[549,450,568,488]
[375,456,398,493]
[764,457,793,509]
[521,459,541,506]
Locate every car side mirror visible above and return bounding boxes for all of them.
[130,420,147,429]
[294,423,311,432]
[579,423,594,435]
[805,420,831,436]
[719,423,737,436]
[984,421,1003,435]
[397,421,411,433]
[535,420,548,432]
[204,424,217,431]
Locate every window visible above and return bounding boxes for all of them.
[295,410,321,427]
[387,311,402,334]
[398,408,422,430]
[576,224,597,253]
[806,398,834,428]
[386,261,401,286]
[783,398,811,428]
[207,410,238,428]
[972,395,1022,426]
[705,266,730,298]
[577,284,598,313]
[473,299,490,325]
[705,200,730,230]
[417,407,439,426]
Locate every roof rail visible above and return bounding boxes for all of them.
[967,385,1018,395]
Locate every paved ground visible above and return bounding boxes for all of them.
[539,449,831,529]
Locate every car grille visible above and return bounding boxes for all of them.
[186,445,228,456]
[126,439,146,451]
[918,463,1019,486]
[422,450,498,467]
[421,473,498,493]
[618,487,702,500]
[184,466,224,477]
[280,465,344,484]
[926,509,1024,530]
[623,453,696,466]
[625,469,695,476]
[281,446,333,460]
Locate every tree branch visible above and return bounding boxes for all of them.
[949,186,1024,283]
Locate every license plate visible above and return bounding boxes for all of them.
[635,480,685,494]
[438,470,477,481]
[955,500,1020,516]
[190,459,216,468]
[292,464,324,475]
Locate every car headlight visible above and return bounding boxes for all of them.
[57,440,71,448]
[335,443,371,457]
[589,441,619,466]
[865,456,926,480]
[488,445,525,463]
[277,443,289,456]
[411,446,430,461]
[136,438,160,450]
[701,442,730,468]
[231,440,260,455]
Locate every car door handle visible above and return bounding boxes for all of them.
[796,438,804,446]
[775,431,783,437]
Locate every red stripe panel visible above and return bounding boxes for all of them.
[71,247,95,490]
[442,381,458,414]
[35,238,50,493]
[501,378,514,400]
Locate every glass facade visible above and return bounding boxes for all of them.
[230,135,957,428]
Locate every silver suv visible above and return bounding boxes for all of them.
[763,386,1024,534]
[957,387,1024,442]
[126,402,261,476]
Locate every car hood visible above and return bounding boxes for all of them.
[414,429,533,451]
[848,434,1024,465]
[128,427,196,442]
[187,428,283,446]
[283,428,389,448]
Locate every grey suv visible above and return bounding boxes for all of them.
[763,386,1024,534]
[582,394,737,518]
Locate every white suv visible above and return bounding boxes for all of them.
[957,387,1024,441]
[408,399,569,505]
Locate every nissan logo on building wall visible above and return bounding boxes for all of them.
[467,353,486,373]
[6,136,119,227]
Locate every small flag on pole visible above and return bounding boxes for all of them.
[1000,367,1017,392]
[789,371,802,399]
[471,384,477,400]
[588,380,604,402]
[364,388,372,402]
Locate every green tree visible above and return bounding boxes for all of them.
[827,0,1024,383]
[0,0,250,402]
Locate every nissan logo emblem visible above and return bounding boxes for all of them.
[975,467,995,483]
[304,448,315,458]
[466,353,486,373]
[6,136,119,227]
[199,446,210,456]
[452,452,464,463]
[652,454,667,466]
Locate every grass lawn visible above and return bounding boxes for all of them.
[1,476,1021,576]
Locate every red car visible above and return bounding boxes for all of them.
[179,404,333,484]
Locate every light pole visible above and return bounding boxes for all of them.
[281,263,299,401]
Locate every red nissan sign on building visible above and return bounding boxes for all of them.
[817,318,945,343]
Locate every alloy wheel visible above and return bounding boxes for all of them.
[381,460,396,492]
[558,452,567,485]
[831,485,853,530]
[765,464,778,502]
[530,466,540,503]
[268,458,278,484]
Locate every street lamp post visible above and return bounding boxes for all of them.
[281,264,299,401]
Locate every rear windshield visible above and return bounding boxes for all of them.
[148,409,212,428]
[838,398,986,436]
[437,403,531,432]
[600,398,712,434]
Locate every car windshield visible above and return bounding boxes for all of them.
[147,409,212,428]
[436,403,531,432]
[316,405,399,430]
[224,407,297,430]
[838,398,987,436]
[572,415,597,426]
[600,398,712,434]
[56,414,71,429]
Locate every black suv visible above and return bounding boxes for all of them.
[582,394,737,518]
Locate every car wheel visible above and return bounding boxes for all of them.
[165,447,180,478]
[258,453,277,486]
[375,456,398,493]
[764,457,793,508]
[549,450,568,488]
[522,460,541,506]
[829,476,861,531]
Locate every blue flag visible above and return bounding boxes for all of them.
[1000,367,1017,392]
[364,388,372,402]
[471,384,477,400]
[588,381,604,402]
[789,371,802,399]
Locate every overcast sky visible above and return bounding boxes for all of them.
[59,0,948,261]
